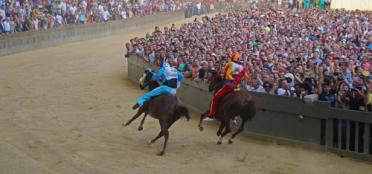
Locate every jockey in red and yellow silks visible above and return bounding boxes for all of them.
[208,53,251,118]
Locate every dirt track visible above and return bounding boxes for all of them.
[0,17,372,174]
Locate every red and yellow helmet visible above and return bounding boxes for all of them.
[231,53,240,62]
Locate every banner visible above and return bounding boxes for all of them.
[331,0,372,11]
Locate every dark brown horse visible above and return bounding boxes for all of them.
[123,69,190,156]
[199,71,256,144]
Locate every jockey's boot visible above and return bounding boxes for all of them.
[203,114,215,121]
[132,103,140,110]
[203,117,215,121]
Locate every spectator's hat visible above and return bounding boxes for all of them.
[284,73,294,83]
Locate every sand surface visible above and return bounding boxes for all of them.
[0,17,372,174]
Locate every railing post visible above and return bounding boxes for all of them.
[326,118,333,148]
[355,122,359,152]
[346,120,350,150]
[338,119,342,149]
[364,124,370,154]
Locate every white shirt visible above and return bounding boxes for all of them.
[19,8,26,18]
[277,88,291,96]
[121,11,127,19]
[196,3,201,10]
[102,10,110,21]
[33,19,39,31]
[56,15,63,25]
[109,0,115,6]
[81,0,87,10]
[70,6,77,14]
[59,1,67,12]
[98,5,104,14]
[2,21,10,32]
[252,86,265,93]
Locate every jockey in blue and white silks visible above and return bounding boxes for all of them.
[132,59,184,110]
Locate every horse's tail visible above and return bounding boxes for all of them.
[174,98,190,121]
[244,100,256,120]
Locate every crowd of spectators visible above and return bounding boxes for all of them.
[0,0,189,35]
[126,7,372,112]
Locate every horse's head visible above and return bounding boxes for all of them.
[139,68,154,90]
[208,70,224,93]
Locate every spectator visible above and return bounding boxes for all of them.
[318,83,336,107]
[0,0,195,35]
[2,18,11,34]
[263,81,274,94]
[102,7,111,22]
[276,79,292,96]
[366,78,372,111]
[195,61,210,82]
[128,6,372,112]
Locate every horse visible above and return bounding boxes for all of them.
[198,71,256,144]
[123,69,190,156]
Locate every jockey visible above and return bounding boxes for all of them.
[208,53,251,118]
[132,59,184,110]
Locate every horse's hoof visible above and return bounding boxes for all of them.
[157,151,165,156]
[138,126,143,131]
[199,126,204,132]
[217,141,222,145]
[122,123,129,127]
[228,139,233,144]
[147,141,153,146]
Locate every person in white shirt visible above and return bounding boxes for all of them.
[70,4,77,15]
[102,7,111,22]
[81,0,87,10]
[98,4,104,14]
[120,10,127,19]
[59,0,67,13]
[33,17,39,31]
[277,79,292,96]
[289,0,294,8]
[2,18,11,34]
[251,79,265,93]
[56,14,63,27]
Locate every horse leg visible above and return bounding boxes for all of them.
[217,119,231,144]
[158,120,169,156]
[216,119,226,144]
[198,111,209,131]
[147,119,176,145]
[148,131,163,146]
[228,118,246,144]
[122,108,144,127]
[137,112,148,131]
[216,118,225,136]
